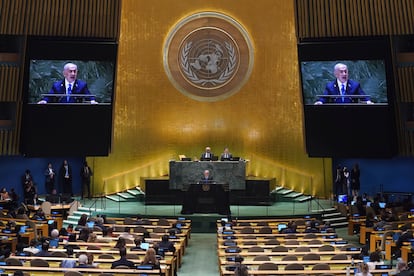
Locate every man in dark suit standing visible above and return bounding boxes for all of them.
[44,162,56,195]
[200,169,214,184]
[315,63,372,104]
[38,62,97,104]
[59,160,73,196]
[80,161,93,199]
[200,146,214,161]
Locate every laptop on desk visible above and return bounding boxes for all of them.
[230,157,240,161]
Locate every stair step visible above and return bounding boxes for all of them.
[330,222,349,228]
[278,189,293,195]
[127,189,141,196]
[322,217,348,223]
[116,192,135,199]
[105,195,126,202]
[285,192,303,198]
[321,212,342,218]
[73,210,91,216]
[296,195,312,202]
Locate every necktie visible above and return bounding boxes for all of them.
[340,84,345,102]
[67,83,72,102]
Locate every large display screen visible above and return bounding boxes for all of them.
[298,37,397,157]
[27,59,114,104]
[300,60,388,105]
[20,37,117,157]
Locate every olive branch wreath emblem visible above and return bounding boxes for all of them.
[180,41,237,86]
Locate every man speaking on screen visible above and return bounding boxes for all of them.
[314,63,373,105]
[38,62,98,104]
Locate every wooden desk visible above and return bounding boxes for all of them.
[219,266,393,275]
[1,265,163,275]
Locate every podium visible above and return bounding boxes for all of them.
[181,183,230,215]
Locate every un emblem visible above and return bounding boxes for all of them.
[164,12,254,102]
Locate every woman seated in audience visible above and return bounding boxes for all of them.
[77,214,88,229]
[87,252,99,268]
[355,262,373,276]
[114,237,127,249]
[141,248,160,269]
[366,250,384,271]
[87,232,101,249]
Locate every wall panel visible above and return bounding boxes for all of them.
[90,0,331,198]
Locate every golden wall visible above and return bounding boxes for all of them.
[89,0,332,197]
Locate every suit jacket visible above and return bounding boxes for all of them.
[199,176,214,184]
[319,79,369,103]
[200,152,214,161]
[43,79,94,103]
[220,153,233,161]
[44,168,56,183]
[111,257,135,268]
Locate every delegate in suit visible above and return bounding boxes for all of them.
[38,62,97,104]
[315,63,373,104]
[220,147,233,161]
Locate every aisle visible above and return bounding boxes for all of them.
[178,233,219,276]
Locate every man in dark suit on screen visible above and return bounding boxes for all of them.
[38,62,97,104]
[315,63,373,104]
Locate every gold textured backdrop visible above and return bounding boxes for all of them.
[89,0,332,198]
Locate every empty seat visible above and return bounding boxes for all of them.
[308,239,322,245]
[243,240,257,245]
[284,234,297,239]
[51,251,68,257]
[240,227,254,234]
[258,262,278,270]
[157,218,170,226]
[264,239,280,245]
[257,221,269,226]
[98,254,115,259]
[281,255,298,261]
[259,227,273,234]
[303,233,317,239]
[318,244,335,252]
[124,217,136,225]
[330,254,348,260]
[126,253,140,259]
[312,263,331,270]
[295,246,311,252]
[64,272,83,276]
[30,259,50,267]
[302,253,320,261]
[6,258,22,266]
[87,245,101,250]
[247,246,265,252]
[271,245,288,252]
[153,227,166,233]
[238,222,251,226]
[284,263,305,270]
[253,255,271,261]
[285,239,299,245]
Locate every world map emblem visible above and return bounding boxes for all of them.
[163,12,254,102]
